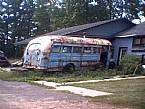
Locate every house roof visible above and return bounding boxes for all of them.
[17,18,134,45]
[16,37,34,45]
[45,19,115,36]
[17,19,115,45]
[116,21,145,37]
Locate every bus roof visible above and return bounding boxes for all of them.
[29,35,111,46]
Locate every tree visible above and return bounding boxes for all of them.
[0,15,5,51]
[62,0,87,27]
[0,0,36,41]
[123,0,140,20]
[0,0,36,57]
[139,0,145,22]
[32,0,52,35]
[50,0,111,29]
[87,0,110,22]
[107,0,124,19]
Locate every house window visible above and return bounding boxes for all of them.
[133,37,145,47]
[133,38,141,45]
[142,38,145,44]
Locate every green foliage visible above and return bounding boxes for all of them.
[0,69,43,81]
[81,69,117,79]
[0,0,36,57]
[0,0,144,57]
[0,68,116,83]
[117,55,144,75]
[51,0,111,29]
[123,0,140,20]
[33,0,52,34]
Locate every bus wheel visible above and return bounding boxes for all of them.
[63,64,75,73]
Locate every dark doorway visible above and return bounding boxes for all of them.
[117,47,128,65]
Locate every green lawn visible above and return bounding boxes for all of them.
[72,78,145,109]
[0,69,103,83]
[0,68,145,108]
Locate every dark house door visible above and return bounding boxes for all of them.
[117,47,128,65]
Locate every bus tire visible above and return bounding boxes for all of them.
[63,64,75,73]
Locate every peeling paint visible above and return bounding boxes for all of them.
[23,35,111,71]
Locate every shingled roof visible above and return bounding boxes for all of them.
[17,19,115,45]
[116,21,145,37]
[17,18,134,45]
[45,19,115,35]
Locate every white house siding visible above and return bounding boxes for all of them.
[112,37,133,63]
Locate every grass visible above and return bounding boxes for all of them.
[72,78,145,109]
[0,67,144,83]
[0,68,104,83]
[2,56,145,108]
[0,68,145,108]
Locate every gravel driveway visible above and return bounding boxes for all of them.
[0,80,132,109]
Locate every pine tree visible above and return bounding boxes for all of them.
[32,0,52,35]
[0,0,36,57]
[123,0,140,20]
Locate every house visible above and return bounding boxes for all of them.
[17,18,145,64]
[113,22,145,64]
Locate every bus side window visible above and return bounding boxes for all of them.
[83,47,91,54]
[73,47,82,53]
[93,47,101,53]
[62,46,72,53]
[51,45,61,53]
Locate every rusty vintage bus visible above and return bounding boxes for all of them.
[23,35,113,72]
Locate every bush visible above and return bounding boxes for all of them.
[117,55,144,75]
[79,69,118,79]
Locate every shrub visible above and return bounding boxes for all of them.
[117,55,144,75]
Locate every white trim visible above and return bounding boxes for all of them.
[115,34,137,38]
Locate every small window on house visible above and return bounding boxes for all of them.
[133,38,141,45]
[133,37,145,46]
[83,47,92,53]
[142,38,145,45]
[73,47,82,53]
[62,46,72,53]
[51,45,61,53]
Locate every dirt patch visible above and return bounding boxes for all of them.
[0,80,133,109]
